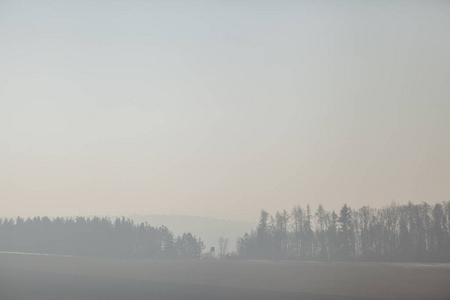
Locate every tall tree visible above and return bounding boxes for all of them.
[338,204,354,259]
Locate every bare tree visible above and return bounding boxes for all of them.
[218,237,229,259]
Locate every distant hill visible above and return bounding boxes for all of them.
[127,214,255,253]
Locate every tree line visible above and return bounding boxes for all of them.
[237,202,450,262]
[0,216,205,258]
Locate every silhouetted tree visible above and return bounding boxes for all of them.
[256,210,271,259]
[0,216,204,259]
[176,233,205,258]
[218,237,229,258]
[237,201,449,262]
[338,204,354,259]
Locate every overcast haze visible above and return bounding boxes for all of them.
[1,0,449,221]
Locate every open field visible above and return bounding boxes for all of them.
[1,253,450,300]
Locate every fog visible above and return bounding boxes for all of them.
[1,0,450,299]
[2,0,450,220]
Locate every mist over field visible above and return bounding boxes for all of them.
[127,214,254,251]
[1,0,450,299]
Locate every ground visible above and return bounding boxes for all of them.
[1,252,449,300]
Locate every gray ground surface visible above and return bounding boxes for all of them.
[1,253,450,300]
[2,268,376,300]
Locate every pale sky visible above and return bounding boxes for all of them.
[1,0,449,221]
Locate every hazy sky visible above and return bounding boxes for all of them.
[1,0,449,221]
